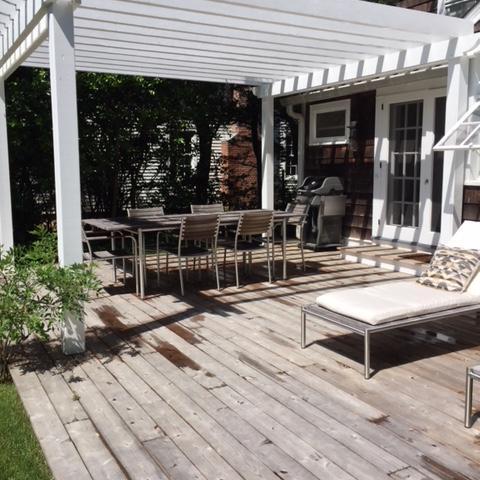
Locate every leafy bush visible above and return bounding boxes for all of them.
[0,227,100,382]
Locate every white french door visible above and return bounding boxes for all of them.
[373,88,445,246]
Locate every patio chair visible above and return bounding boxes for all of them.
[301,221,480,379]
[127,207,166,282]
[221,211,274,288]
[82,225,139,293]
[190,203,224,214]
[272,202,309,272]
[157,214,221,296]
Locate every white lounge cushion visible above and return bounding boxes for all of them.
[446,221,480,295]
[316,280,480,325]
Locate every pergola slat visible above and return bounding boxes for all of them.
[80,1,422,51]
[32,42,336,74]
[73,18,378,61]
[82,0,465,45]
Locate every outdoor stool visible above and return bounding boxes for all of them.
[465,366,480,428]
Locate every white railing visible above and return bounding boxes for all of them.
[443,0,480,17]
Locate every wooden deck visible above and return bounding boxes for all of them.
[10,245,480,480]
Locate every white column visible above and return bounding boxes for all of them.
[49,0,84,354]
[261,95,274,209]
[0,79,14,252]
[440,58,469,243]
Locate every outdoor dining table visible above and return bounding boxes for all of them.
[83,209,303,298]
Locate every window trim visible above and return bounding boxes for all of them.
[308,99,351,146]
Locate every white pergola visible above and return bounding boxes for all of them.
[0,0,476,352]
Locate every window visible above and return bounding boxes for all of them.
[309,99,350,145]
[388,100,423,228]
[434,100,480,185]
[434,100,480,151]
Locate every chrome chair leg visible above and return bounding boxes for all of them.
[266,238,272,283]
[178,257,185,296]
[301,309,306,348]
[300,225,306,271]
[272,228,276,278]
[234,250,240,288]
[214,251,221,291]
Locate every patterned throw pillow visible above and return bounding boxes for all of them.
[417,246,480,292]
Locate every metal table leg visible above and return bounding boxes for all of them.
[465,368,474,428]
[283,218,287,280]
[364,331,371,380]
[138,229,145,299]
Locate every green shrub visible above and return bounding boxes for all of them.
[0,227,99,382]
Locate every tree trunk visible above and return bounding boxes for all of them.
[195,127,214,204]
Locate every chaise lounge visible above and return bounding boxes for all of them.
[301,221,480,379]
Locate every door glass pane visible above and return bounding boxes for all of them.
[431,97,446,233]
[388,100,423,227]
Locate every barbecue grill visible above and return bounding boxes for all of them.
[296,176,346,250]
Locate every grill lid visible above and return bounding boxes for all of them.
[298,176,344,195]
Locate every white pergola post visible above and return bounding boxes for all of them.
[49,0,84,354]
[0,78,14,252]
[261,95,274,209]
[440,57,469,243]
[286,104,306,186]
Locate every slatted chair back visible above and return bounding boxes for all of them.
[237,211,273,237]
[127,207,165,218]
[190,203,224,214]
[286,202,309,224]
[179,214,220,244]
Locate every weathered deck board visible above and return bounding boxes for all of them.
[11,246,480,480]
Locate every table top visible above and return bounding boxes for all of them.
[82,209,301,232]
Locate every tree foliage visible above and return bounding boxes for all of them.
[0,227,99,382]
[6,68,260,242]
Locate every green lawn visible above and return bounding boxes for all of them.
[0,383,52,480]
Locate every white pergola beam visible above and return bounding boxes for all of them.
[263,33,480,97]
[261,96,274,210]
[49,0,84,355]
[0,13,46,78]
[0,77,13,251]
[0,1,47,70]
